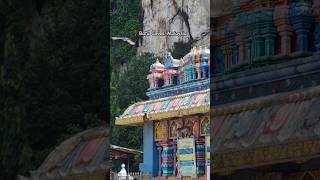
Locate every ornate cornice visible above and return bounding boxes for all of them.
[211,85,320,116]
[212,139,320,173]
[116,89,210,126]
[147,78,209,99]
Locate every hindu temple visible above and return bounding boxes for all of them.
[115,47,211,179]
[211,0,320,179]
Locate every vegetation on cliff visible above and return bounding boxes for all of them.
[110,0,151,170]
[0,0,107,178]
[110,0,192,171]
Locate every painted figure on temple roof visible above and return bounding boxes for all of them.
[194,46,202,79]
[177,58,185,85]
[183,47,195,64]
[163,52,179,87]
[163,52,180,69]
[200,47,210,79]
[147,59,164,89]
[183,62,196,82]
[146,46,209,90]
[182,47,198,82]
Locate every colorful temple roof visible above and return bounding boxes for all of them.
[212,86,320,172]
[115,89,210,126]
[116,47,210,126]
[19,127,109,180]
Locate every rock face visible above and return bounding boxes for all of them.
[138,0,210,56]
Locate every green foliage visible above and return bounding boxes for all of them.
[0,0,107,178]
[110,0,155,171]
[110,53,155,170]
[171,41,192,58]
[4,32,17,57]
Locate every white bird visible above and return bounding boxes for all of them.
[111,37,136,46]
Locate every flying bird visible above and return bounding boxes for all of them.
[111,37,136,46]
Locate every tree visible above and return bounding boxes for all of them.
[0,0,107,178]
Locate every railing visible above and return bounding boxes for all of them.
[115,164,141,180]
[129,172,142,180]
[116,173,142,180]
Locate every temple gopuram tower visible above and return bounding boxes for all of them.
[211,0,320,179]
[116,48,211,179]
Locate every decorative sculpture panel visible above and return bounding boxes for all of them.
[169,120,182,139]
[201,116,210,136]
[211,0,320,75]
[154,122,167,141]
[147,47,210,90]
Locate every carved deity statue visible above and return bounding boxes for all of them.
[181,48,193,67]
[164,51,174,69]
[176,126,193,139]
[196,46,203,79]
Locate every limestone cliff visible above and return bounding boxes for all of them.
[138,0,210,56]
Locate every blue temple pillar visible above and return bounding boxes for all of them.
[251,23,260,60]
[230,33,239,65]
[264,34,275,56]
[263,10,276,57]
[262,11,276,57]
[297,30,309,52]
[139,121,159,179]
[289,1,313,52]
[235,12,249,63]
[255,34,264,57]
[263,24,276,57]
